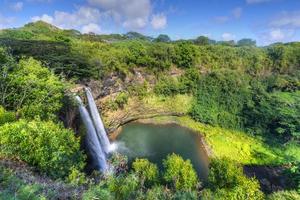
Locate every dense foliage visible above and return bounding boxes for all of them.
[0,166,48,200]
[0,57,65,120]
[0,106,15,126]
[0,45,84,180]
[83,154,200,200]
[204,158,264,200]
[163,153,199,191]
[0,22,299,199]
[190,70,251,129]
[132,158,159,187]
[0,119,85,178]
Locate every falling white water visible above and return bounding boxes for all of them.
[85,87,112,155]
[75,96,108,172]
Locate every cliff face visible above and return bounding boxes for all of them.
[73,67,187,133]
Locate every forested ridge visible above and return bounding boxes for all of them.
[0,21,299,199]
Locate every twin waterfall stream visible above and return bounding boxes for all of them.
[76,88,114,172]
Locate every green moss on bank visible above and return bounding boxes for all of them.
[142,94,193,114]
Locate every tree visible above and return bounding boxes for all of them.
[207,158,264,200]
[267,45,288,72]
[0,119,85,179]
[154,34,171,43]
[108,174,139,200]
[132,158,159,187]
[163,153,199,191]
[190,70,251,129]
[173,42,198,68]
[237,38,256,47]
[0,106,15,126]
[208,158,243,190]
[0,57,65,120]
[194,36,209,45]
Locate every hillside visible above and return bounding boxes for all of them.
[0,22,299,199]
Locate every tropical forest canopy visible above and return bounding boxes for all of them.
[0,21,299,199]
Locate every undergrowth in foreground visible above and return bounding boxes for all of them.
[0,166,48,200]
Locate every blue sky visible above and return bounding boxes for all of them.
[0,0,299,45]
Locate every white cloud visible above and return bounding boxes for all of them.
[82,23,102,34]
[257,11,300,44]
[87,0,151,30]
[258,28,295,45]
[11,2,24,12]
[269,11,300,28]
[232,7,242,19]
[151,13,167,30]
[32,14,53,24]
[246,0,271,4]
[123,17,147,29]
[269,29,285,40]
[221,32,236,41]
[31,6,101,31]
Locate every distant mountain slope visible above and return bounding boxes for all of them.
[0,21,81,42]
[0,21,154,42]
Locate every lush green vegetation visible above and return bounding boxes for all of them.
[0,45,85,180]
[0,119,85,179]
[0,56,65,120]
[0,22,299,199]
[0,166,49,200]
[203,158,264,200]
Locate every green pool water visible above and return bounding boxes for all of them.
[115,123,209,181]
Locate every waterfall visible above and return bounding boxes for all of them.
[75,96,108,172]
[85,87,111,155]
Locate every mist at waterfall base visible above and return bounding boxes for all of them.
[115,123,210,181]
[76,88,116,173]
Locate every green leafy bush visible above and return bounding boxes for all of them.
[207,158,264,200]
[128,81,149,99]
[115,92,129,109]
[173,42,198,68]
[0,106,15,126]
[82,183,113,200]
[190,70,251,129]
[132,158,159,187]
[154,77,183,96]
[67,167,87,186]
[107,174,139,200]
[144,186,172,200]
[1,57,65,120]
[243,89,300,140]
[108,92,129,110]
[0,119,85,179]
[163,153,199,191]
[208,158,243,190]
[178,68,201,93]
